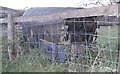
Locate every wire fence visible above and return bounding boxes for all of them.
[11,15,119,72]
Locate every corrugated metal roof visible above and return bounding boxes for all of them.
[23,7,82,16]
[22,7,83,24]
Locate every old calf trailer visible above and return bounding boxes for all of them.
[20,7,101,62]
[19,6,119,62]
[1,4,120,72]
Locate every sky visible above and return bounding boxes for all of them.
[0,0,110,9]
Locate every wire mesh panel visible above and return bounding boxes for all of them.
[14,15,119,72]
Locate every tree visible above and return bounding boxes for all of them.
[76,0,120,8]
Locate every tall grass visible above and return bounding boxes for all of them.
[1,26,119,72]
[0,34,2,73]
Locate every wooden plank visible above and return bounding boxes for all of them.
[7,13,15,62]
[0,4,119,24]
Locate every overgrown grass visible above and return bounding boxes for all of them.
[0,34,2,73]
[91,26,118,72]
[1,26,119,72]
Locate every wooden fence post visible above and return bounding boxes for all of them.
[8,13,15,62]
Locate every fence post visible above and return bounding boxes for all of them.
[8,13,15,62]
